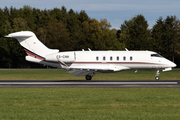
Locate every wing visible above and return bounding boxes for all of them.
[67,65,130,77]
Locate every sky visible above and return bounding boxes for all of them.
[1,0,180,29]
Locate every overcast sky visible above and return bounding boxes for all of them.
[1,0,180,29]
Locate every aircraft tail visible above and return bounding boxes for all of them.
[6,31,59,60]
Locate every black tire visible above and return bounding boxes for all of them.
[155,76,159,81]
[86,75,92,80]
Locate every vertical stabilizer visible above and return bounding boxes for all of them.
[6,31,59,59]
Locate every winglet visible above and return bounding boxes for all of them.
[125,48,129,51]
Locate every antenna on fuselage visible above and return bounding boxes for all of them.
[125,48,129,51]
[88,48,92,51]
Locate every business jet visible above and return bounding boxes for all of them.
[6,31,176,80]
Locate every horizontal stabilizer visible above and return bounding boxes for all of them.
[6,32,33,38]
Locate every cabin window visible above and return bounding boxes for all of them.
[117,56,119,61]
[96,56,99,61]
[110,56,113,61]
[123,56,126,61]
[103,56,106,61]
[130,56,133,61]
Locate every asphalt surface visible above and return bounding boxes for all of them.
[0,80,180,88]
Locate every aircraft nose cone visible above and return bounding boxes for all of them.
[171,62,177,67]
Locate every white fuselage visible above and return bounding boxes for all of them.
[74,51,174,70]
[45,50,176,72]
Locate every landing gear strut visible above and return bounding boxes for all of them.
[155,70,160,81]
[86,75,92,80]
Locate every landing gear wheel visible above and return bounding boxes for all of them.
[155,70,160,81]
[86,75,92,80]
[155,76,159,81]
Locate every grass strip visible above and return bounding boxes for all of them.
[0,69,179,80]
[0,88,180,120]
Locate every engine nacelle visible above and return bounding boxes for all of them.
[45,52,75,63]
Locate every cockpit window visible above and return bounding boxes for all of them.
[151,54,163,57]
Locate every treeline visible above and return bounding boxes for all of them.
[0,6,180,68]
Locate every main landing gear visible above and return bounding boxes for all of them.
[155,70,160,81]
[86,75,92,80]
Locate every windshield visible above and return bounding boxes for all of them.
[151,54,163,58]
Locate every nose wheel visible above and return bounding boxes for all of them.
[155,70,160,81]
[155,76,159,81]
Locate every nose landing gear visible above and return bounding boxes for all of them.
[155,70,160,81]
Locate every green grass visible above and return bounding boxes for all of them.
[0,70,180,119]
[0,88,180,120]
[0,69,179,80]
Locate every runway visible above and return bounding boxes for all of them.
[0,80,180,88]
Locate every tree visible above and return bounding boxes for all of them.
[120,15,151,50]
[98,19,124,50]
[78,10,89,23]
[12,18,30,31]
[152,16,180,62]
[0,20,12,67]
[49,8,63,22]
[83,19,124,50]
[22,5,35,30]
[36,27,47,44]
[46,20,71,51]
[76,20,91,50]
[67,9,81,50]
